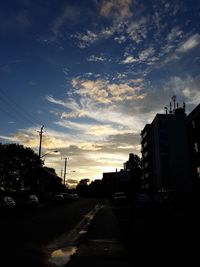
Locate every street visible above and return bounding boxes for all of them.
[0,196,199,267]
[0,198,100,267]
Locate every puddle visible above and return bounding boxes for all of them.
[48,246,77,266]
[46,204,103,266]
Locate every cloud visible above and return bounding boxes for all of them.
[86,124,129,136]
[177,34,200,53]
[46,95,68,108]
[166,26,183,42]
[51,5,80,40]
[70,77,145,105]
[121,55,138,64]
[126,17,148,43]
[139,47,155,61]
[72,30,99,48]
[100,0,133,20]
[87,54,108,62]
[163,75,200,107]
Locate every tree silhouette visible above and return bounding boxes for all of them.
[76,178,90,196]
[0,143,42,191]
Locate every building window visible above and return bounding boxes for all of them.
[143,131,147,138]
[194,143,199,153]
[192,120,196,129]
[143,141,147,148]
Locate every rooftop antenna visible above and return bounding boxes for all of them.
[172,95,176,113]
[169,102,172,114]
[183,102,186,112]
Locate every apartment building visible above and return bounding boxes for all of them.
[141,106,192,192]
[186,104,200,190]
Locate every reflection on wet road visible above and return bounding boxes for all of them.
[46,204,102,266]
[49,246,77,266]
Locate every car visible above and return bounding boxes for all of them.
[0,195,16,209]
[26,194,39,208]
[113,191,128,205]
[61,192,71,201]
[69,193,79,200]
[52,193,65,203]
[15,194,39,209]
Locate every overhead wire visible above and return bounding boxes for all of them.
[0,87,42,127]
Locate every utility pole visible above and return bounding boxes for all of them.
[63,157,69,186]
[38,125,44,158]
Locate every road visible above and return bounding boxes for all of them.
[0,198,100,267]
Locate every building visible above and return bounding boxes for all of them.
[102,153,140,197]
[141,124,155,191]
[186,104,200,190]
[141,105,192,193]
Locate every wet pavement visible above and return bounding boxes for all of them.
[67,201,132,267]
[65,197,200,267]
[1,197,199,266]
[44,204,102,266]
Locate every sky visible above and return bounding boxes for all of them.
[0,0,200,187]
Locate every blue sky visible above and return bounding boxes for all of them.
[0,0,200,187]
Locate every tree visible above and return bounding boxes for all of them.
[0,143,43,191]
[40,167,66,193]
[76,178,90,197]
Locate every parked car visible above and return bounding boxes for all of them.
[26,194,39,208]
[69,193,79,200]
[61,192,71,201]
[15,194,39,209]
[52,193,65,203]
[0,196,16,209]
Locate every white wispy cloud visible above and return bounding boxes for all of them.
[177,33,200,53]
[87,54,108,62]
[163,74,200,106]
[121,55,138,64]
[72,30,99,48]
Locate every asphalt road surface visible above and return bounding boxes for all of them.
[0,197,100,267]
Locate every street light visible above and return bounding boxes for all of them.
[40,150,59,159]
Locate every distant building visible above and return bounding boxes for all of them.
[124,153,135,171]
[102,153,141,197]
[186,104,200,190]
[102,169,131,196]
[141,106,192,193]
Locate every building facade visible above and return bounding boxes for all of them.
[141,107,192,193]
[141,124,155,191]
[186,104,200,190]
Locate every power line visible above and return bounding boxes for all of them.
[0,87,42,127]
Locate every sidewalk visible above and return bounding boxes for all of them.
[67,201,132,267]
[66,197,200,267]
